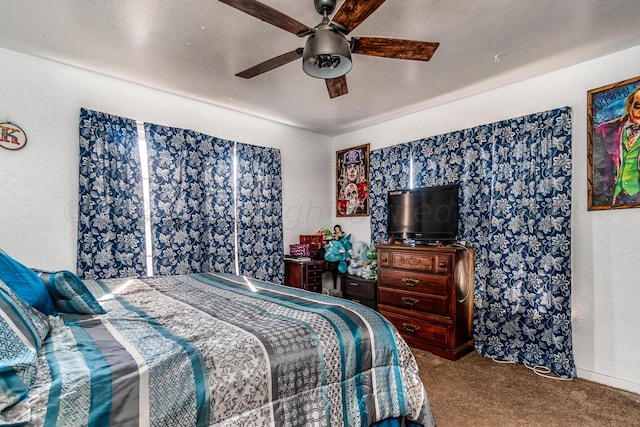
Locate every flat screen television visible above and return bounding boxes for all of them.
[387,184,459,243]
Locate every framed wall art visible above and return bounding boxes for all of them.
[336,143,370,217]
[588,75,640,210]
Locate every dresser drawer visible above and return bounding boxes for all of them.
[306,262,325,272]
[378,269,449,296]
[341,275,376,299]
[378,288,449,317]
[304,283,322,293]
[379,250,451,274]
[306,268,323,282]
[380,310,451,348]
[306,276,322,286]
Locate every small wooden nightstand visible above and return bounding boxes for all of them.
[341,274,377,310]
[284,259,324,293]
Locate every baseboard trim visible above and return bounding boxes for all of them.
[577,368,640,395]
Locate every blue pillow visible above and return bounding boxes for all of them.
[32,270,105,315]
[0,279,50,422]
[0,253,56,316]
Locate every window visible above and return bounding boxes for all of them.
[78,109,283,283]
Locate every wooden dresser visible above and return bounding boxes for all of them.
[376,244,475,360]
[284,259,324,293]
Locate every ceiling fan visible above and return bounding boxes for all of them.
[219,0,440,98]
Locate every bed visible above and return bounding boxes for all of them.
[1,264,436,426]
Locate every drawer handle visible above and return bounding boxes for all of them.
[402,278,420,287]
[438,262,446,268]
[401,296,420,306]
[402,322,421,333]
[348,282,359,287]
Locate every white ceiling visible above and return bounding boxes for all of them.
[2,0,640,136]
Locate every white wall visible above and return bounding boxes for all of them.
[0,47,332,271]
[331,45,640,393]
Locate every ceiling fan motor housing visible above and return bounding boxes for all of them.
[302,25,352,79]
[314,0,336,16]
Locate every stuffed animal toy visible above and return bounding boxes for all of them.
[347,241,378,280]
[324,234,352,273]
[347,241,367,275]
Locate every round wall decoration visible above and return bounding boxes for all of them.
[0,122,27,150]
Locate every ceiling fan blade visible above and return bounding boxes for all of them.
[331,0,387,34]
[326,76,348,99]
[236,48,303,78]
[218,0,312,36]
[351,37,439,61]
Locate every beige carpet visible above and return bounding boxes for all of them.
[412,348,640,427]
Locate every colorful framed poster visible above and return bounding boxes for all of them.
[336,143,370,217]
[588,75,640,210]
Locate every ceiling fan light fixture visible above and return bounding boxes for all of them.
[302,27,352,79]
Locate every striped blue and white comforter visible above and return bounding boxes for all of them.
[26,272,435,426]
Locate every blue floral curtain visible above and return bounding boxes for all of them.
[474,109,574,378]
[236,143,284,283]
[370,144,412,243]
[145,124,236,275]
[412,126,494,244]
[369,107,575,378]
[77,108,146,279]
